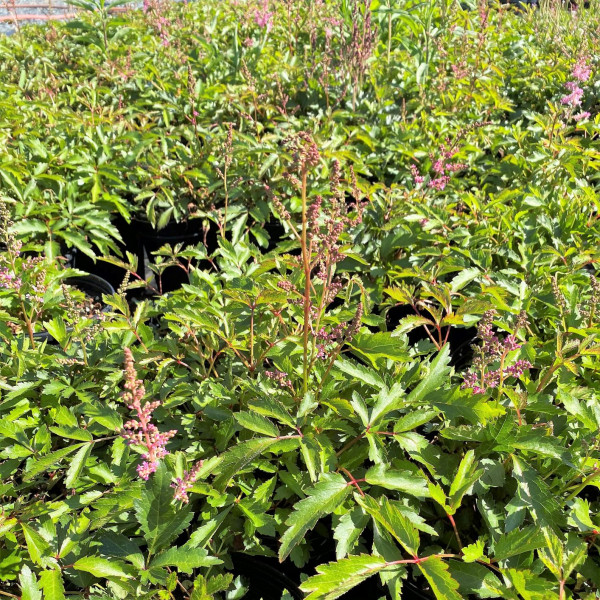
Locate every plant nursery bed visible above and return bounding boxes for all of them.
[1,0,600,598]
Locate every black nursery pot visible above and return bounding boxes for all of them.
[231,553,303,600]
[34,274,115,344]
[384,304,476,369]
[264,218,287,253]
[71,239,130,294]
[131,217,207,293]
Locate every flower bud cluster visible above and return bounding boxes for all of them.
[580,274,600,325]
[462,310,531,395]
[561,57,592,121]
[410,143,467,191]
[253,0,274,32]
[120,348,177,480]
[265,369,293,389]
[286,131,320,174]
[171,460,204,503]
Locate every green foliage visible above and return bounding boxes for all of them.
[2,0,600,597]
[279,473,352,561]
[300,554,392,600]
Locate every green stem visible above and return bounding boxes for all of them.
[536,361,562,394]
[249,304,255,372]
[563,468,600,504]
[301,169,310,397]
[387,2,392,64]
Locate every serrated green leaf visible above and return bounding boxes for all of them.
[21,524,50,566]
[393,314,436,335]
[65,443,92,488]
[358,495,419,555]
[279,473,351,561]
[0,421,31,449]
[510,432,566,461]
[150,547,222,573]
[234,411,279,437]
[300,554,391,600]
[73,556,134,580]
[365,464,430,498]
[24,443,86,481]
[568,498,597,532]
[493,526,547,561]
[448,560,504,598]
[334,358,385,389]
[247,397,295,428]
[394,409,439,433]
[505,568,556,599]
[562,535,587,579]
[39,570,65,600]
[369,382,405,426]
[450,268,481,292]
[406,344,451,405]
[48,426,93,442]
[417,557,462,600]
[512,457,561,528]
[134,463,193,554]
[19,565,42,600]
[384,287,413,304]
[206,573,234,594]
[44,318,68,345]
[333,506,369,559]
[349,332,410,366]
[449,450,482,512]
[187,506,233,549]
[99,532,145,569]
[214,436,290,492]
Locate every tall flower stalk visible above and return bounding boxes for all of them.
[120,348,177,480]
[289,133,321,396]
[0,202,45,347]
[274,135,365,398]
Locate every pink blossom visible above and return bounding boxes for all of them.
[561,81,584,107]
[451,63,468,78]
[432,159,445,174]
[572,59,591,82]
[573,111,591,121]
[428,176,450,191]
[254,0,274,31]
[265,369,293,389]
[410,164,424,184]
[461,311,531,394]
[171,460,203,503]
[0,267,22,292]
[120,348,177,480]
[445,162,467,173]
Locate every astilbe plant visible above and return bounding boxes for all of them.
[120,347,177,480]
[561,56,592,121]
[253,0,274,31]
[0,202,48,345]
[171,460,204,503]
[462,310,531,396]
[410,141,467,192]
[270,133,367,395]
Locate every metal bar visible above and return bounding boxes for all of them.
[0,6,130,20]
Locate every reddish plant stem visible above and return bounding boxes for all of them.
[340,467,366,496]
[447,513,463,550]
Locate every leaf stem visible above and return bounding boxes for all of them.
[447,512,463,551]
[563,467,600,503]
